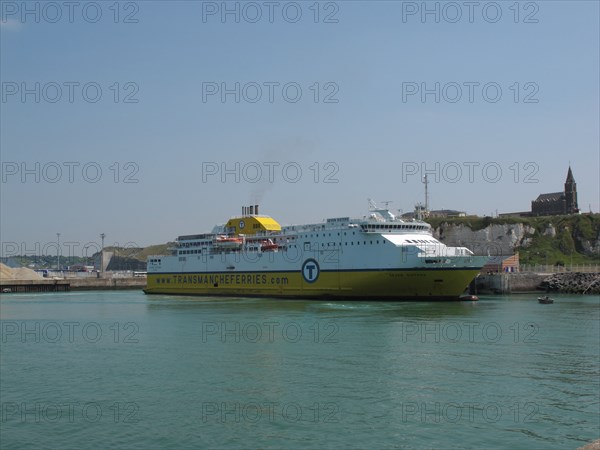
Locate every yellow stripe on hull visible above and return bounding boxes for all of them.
[144,269,480,300]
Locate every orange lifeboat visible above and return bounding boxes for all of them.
[260,239,280,252]
[214,236,243,248]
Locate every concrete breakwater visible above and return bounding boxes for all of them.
[67,277,146,290]
[0,277,146,293]
[540,272,600,295]
[473,272,600,295]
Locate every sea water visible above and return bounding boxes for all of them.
[1,291,598,449]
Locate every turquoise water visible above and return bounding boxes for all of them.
[1,291,598,449]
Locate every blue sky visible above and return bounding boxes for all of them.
[1,0,599,254]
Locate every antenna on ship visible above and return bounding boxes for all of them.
[412,175,430,221]
[422,175,429,213]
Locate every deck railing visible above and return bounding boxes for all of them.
[518,264,600,274]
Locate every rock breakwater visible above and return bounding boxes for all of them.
[540,272,600,294]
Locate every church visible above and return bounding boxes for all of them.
[530,166,579,216]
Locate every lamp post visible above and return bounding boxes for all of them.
[56,233,61,272]
[570,249,573,270]
[100,233,106,276]
[83,245,90,268]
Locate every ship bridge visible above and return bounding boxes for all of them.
[358,205,432,234]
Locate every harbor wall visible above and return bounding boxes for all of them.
[0,279,71,293]
[472,271,600,294]
[68,277,146,290]
[1,277,146,293]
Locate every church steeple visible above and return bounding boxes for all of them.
[564,166,578,214]
[566,166,575,183]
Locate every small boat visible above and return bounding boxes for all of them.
[2,288,11,293]
[459,294,479,301]
[538,296,554,304]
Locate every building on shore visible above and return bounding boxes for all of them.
[481,253,520,273]
[402,209,466,220]
[500,166,579,217]
[531,166,579,216]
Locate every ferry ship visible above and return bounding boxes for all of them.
[144,204,488,300]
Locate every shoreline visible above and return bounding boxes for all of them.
[0,277,146,293]
[473,271,600,295]
[2,272,599,295]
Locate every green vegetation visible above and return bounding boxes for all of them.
[427,214,600,265]
[104,243,174,260]
[426,215,534,232]
[0,254,93,269]
[1,242,175,269]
